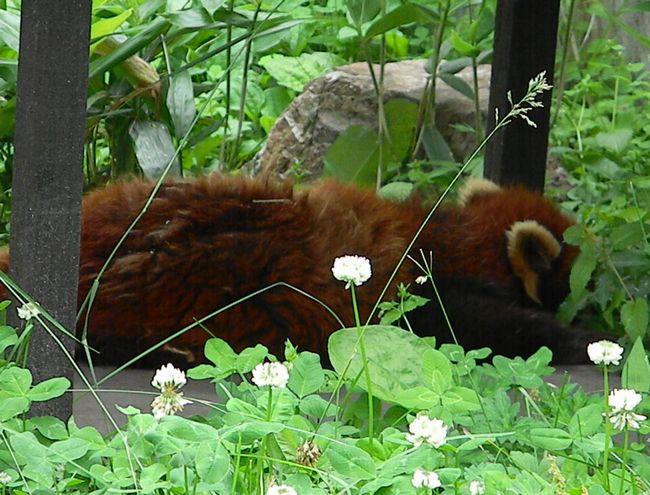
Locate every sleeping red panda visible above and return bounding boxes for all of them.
[0,175,601,365]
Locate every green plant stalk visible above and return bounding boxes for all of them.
[619,427,630,495]
[230,1,262,170]
[350,285,374,440]
[412,0,451,157]
[629,182,650,255]
[602,365,611,490]
[220,0,236,171]
[468,0,484,143]
[551,0,577,127]
[612,76,619,127]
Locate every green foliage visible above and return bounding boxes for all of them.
[0,321,648,493]
[550,32,650,357]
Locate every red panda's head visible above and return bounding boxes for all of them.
[457,177,579,310]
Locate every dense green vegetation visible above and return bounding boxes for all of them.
[0,0,649,493]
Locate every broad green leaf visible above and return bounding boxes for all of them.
[204,337,238,370]
[10,431,49,463]
[568,404,602,438]
[450,30,480,58]
[439,72,474,101]
[528,428,572,451]
[167,70,196,139]
[326,442,376,480]
[48,438,90,461]
[201,0,225,14]
[441,386,481,413]
[421,348,452,393]
[0,325,17,354]
[421,125,454,162]
[258,52,344,93]
[28,377,71,401]
[394,386,439,409]
[220,420,284,445]
[169,8,213,28]
[569,248,598,298]
[364,3,437,39]
[236,344,268,374]
[0,10,20,51]
[346,0,381,26]
[129,120,181,179]
[622,337,650,392]
[257,388,299,422]
[195,441,230,484]
[611,222,645,250]
[383,98,419,162]
[287,351,325,397]
[0,396,30,420]
[140,463,169,493]
[329,325,433,403]
[595,128,633,152]
[324,124,379,186]
[30,416,69,440]
[0,366,33,396]
[299,394,338,418]
[620,298,648,341]
[377,181,414,203]
[90,10,133,44]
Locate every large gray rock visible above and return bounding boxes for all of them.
[255,60,491,180]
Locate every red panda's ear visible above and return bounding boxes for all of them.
[457,177,501,207]
[506,220,562,305]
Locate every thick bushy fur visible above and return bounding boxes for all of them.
[0,175,601,365]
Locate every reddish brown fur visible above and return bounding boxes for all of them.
[0,175,597,365]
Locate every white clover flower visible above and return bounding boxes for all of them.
[609,389,643,412]
[469,480,485,495]
[587,340,624,366]
[150,363,191,420]
[252,361,290,388]
[17,301,40,321]
[411,469,441,489]
[0,471,10,484]
[267,484,298,495]
[608,389,647,430]
[406,413,448,448]
[415,275,428,285]
[332,255,372,289]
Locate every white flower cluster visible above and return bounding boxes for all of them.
[150,363,192,420]
[252,361,290,388]
[608,388,647,430]
[0,471,10,484]
[587,340,624,366]
[406,413,448,448]
[411,469,441,489]
[331,255,372,289]
[415,275,428,285]
[17,301,40,321]
[469,480,485,495]
[267,484,297,495]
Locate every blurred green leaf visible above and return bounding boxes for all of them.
[167,70,196,139]
[620,298,649,341]
[622,337,650,392]
[129,120,181,179]
[364,3,437,39]
[89,17,170,79]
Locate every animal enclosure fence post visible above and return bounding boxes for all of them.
[10,0,91,418]
[484,0,561,192]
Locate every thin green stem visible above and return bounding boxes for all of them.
[350,286,374,440]
[619,427,630,495]
[602,365,611,490]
